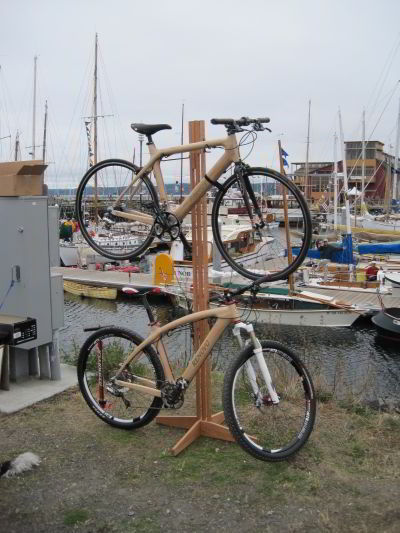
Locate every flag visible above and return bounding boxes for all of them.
[281,147,289,168]
[84,120,94,167]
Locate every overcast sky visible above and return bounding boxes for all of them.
[1,0,400,188]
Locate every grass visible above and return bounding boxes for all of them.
[1,386,400,532]
[63,508,89,526]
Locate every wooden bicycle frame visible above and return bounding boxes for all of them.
[111,133,240,225]
[114,303,240,397]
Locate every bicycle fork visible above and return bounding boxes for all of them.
[232,323,280,405]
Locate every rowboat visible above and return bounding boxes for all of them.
[63,280,117,300]
[163,285,361,327]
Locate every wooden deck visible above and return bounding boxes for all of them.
[296,285,400,312]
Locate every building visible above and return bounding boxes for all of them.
[291,140,395,204]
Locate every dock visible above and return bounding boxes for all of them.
[51,267,400,313]
[51,266,158,291]
[296,284,400,312]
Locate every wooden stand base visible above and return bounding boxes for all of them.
[156,412,235,456]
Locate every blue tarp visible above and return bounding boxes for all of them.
[291,236,356,264]
[357,243,400,254]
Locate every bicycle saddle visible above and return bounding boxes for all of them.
[131,123,172,136]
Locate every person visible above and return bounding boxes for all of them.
[365,261,379,281]
[317,238,343,261]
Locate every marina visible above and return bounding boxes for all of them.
[60,290,400,407]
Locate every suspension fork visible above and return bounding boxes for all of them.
[232,322,279,404]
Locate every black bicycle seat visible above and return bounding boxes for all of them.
[131,123,172,136]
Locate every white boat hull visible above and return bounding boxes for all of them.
[237,306,358,327]
[170,293,358,327]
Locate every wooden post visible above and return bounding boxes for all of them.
[278,141,294,292]
[156,120,234,454]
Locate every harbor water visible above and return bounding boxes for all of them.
[60,292,400,408]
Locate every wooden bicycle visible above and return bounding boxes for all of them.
[75,117,312,281]
[77,282,316,462]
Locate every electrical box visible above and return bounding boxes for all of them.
[0,196,61,350]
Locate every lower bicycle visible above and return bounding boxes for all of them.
[75,116,312,282]
[77,280,316,462]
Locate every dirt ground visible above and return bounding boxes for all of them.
[1,386,399,533]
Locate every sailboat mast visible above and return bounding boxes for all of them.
[393,97,400,201]
[42,100,48,163]
[14,131,20,161]
[32,55,37,159]
[93,34,98,221]
[305,99,311,201]
[333,133,338,230]
[180,102,184,201]
[93,34,98,166]
[361,109,366,205]
[338,109,351,235]
[338,109,354,265]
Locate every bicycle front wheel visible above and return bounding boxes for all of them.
[77,327,165,429]
[212,167,312,281]
[75,159,158,261]
[223,341,316,461]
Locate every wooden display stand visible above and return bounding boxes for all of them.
[156,120,234,455]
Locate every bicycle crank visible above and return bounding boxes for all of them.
[154,211,181,242]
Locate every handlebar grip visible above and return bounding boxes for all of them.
[210,118,235,125]
[256,117,270,123]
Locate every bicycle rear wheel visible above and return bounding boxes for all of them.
[223,340,316,461]
[77,327,165,429]
[212,167,311,281]
[75,159,158,261]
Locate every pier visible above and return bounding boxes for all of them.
[51,266,158,291]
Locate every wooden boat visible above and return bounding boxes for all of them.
[163,285,361,327]
[63,280,117,300]
[171,225,275,281]
[356,231,400,242]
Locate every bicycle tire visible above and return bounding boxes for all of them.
[77,326,165,429]
[75,159,158,261]
[212,167,312,281]
[223,340,316,461]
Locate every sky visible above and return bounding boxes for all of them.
[1,0,400,188]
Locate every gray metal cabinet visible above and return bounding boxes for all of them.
[0,196,53,350]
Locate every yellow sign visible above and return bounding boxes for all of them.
[153,253,175,285]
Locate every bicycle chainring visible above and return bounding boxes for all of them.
[161,382,185,409]
[154,211,181,242]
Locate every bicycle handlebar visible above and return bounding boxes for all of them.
[211,117,270,126]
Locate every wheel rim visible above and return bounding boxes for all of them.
[76,160,157,260]
[212,169,311,281]
[82,332,161,424]
[231,347,314,455]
